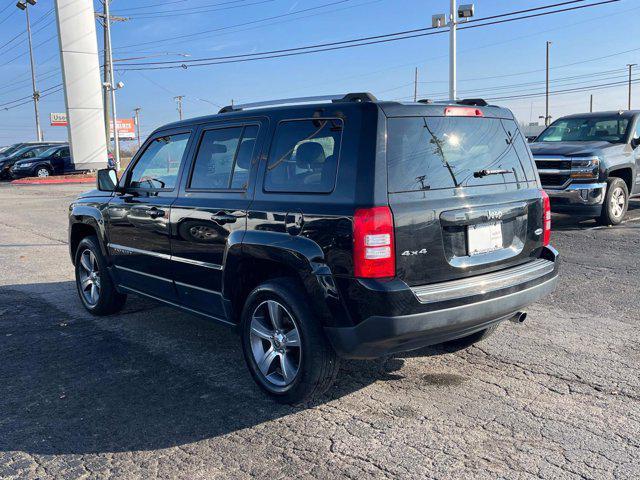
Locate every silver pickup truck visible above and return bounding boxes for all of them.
[530,111,640,225]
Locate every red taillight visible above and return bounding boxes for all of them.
[444,106,484,117]
[541,189,551,246]
[353,206,395,278]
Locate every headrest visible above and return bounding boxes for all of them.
[295,142,325,169]
[235,139,255,169]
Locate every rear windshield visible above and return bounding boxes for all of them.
[387,117,535,192]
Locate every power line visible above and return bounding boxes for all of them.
[123,0,275,19]
[115,0,355,50]
[115,0,621,71]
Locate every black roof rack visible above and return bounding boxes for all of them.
[218,92,377,114]
[457,98,488,107]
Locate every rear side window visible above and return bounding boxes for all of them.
[264,119,342,193]
[190,125,258,190]
[387,117,536,192]
[129,133,190,190]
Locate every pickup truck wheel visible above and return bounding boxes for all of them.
[74,235,127,315]
[441,325,498,350]
[598,178,628,226]
[240,278,340,405]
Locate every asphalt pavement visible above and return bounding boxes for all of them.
[0,183,638,479]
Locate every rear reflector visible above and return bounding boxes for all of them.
[444,106,484,117]
[541,189,551,246]
[353,206,395,278]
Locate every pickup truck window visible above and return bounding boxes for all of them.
[537,116,630,143]
[129,133,190,190]
[264,119,342,193]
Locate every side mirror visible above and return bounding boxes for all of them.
[97,168,119,192]
[631,137,640,149]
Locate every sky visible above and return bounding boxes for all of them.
[0,0,638,145]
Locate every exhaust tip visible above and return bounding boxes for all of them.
[510,311,527,324]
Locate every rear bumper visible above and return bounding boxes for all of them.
[325,249,559,359]
[546,182,606,216]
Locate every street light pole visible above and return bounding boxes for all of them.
[627,64,637,110]
[17,0,42,141]
[449,0,457,101]
[545,41,552,127]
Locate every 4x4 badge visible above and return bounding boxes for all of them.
[401,249,428,256]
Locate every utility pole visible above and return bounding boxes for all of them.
[174,95,184,120]
[413,67,418,102]
[97,1,128,171]
[590,94,593,113]
[17,0,42,141]
[101,2,111,149]
[133,107,142,149]
[545,41,552,126]
[627,64,637,110]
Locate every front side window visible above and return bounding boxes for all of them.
[537,116,630,143]
[264,119,342,193]
[129,133,190,190]
[189,125,258,190]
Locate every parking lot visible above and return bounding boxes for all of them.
[0,182,638,479]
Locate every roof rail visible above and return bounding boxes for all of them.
[417,98,433,104]
[218,92,377,114]
[457,98,488,107]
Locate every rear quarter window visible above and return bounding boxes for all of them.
[264,118,342,194]
[387,116,536,192]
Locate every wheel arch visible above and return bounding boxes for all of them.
[607,166,633,192]
[69,206,108,264]
[223,233,349,328]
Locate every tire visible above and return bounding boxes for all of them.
[74,235,127,315]
[598,177,628,226]
[441,325,498,350]
[240,278,340,405]
[35,166,51,178]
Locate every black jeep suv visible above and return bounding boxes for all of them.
[69,93,559,404]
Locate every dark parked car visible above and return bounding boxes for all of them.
[10,144,71,178]
[0,144,63,179]
[69,94,559,404]
[530,111,640,225]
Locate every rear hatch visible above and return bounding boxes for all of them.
[384,105,545,286]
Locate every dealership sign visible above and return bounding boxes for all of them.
[110,118,136,140]
[50,112,68,127]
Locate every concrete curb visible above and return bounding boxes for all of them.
[10,176,96,185]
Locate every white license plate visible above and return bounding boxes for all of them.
[467,222,503,256]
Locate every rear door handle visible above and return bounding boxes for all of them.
[146,207,166,219]
[211,212,237,225]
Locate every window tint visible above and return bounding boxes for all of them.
[129,133,190,190]
[387,117,536,192]
[190,125,258,190]
[264,119,342,193]
[60,147,70,157]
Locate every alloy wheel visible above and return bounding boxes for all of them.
[249,300,301,388]
[610,186,626,219]
[36,168,49,177]
[78,248,101,306]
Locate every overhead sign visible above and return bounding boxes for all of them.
[109,118,136,140]
[50,112,68,127]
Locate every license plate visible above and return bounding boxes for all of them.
[467,222,503,256]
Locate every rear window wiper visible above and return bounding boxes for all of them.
[473,168,514,178]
